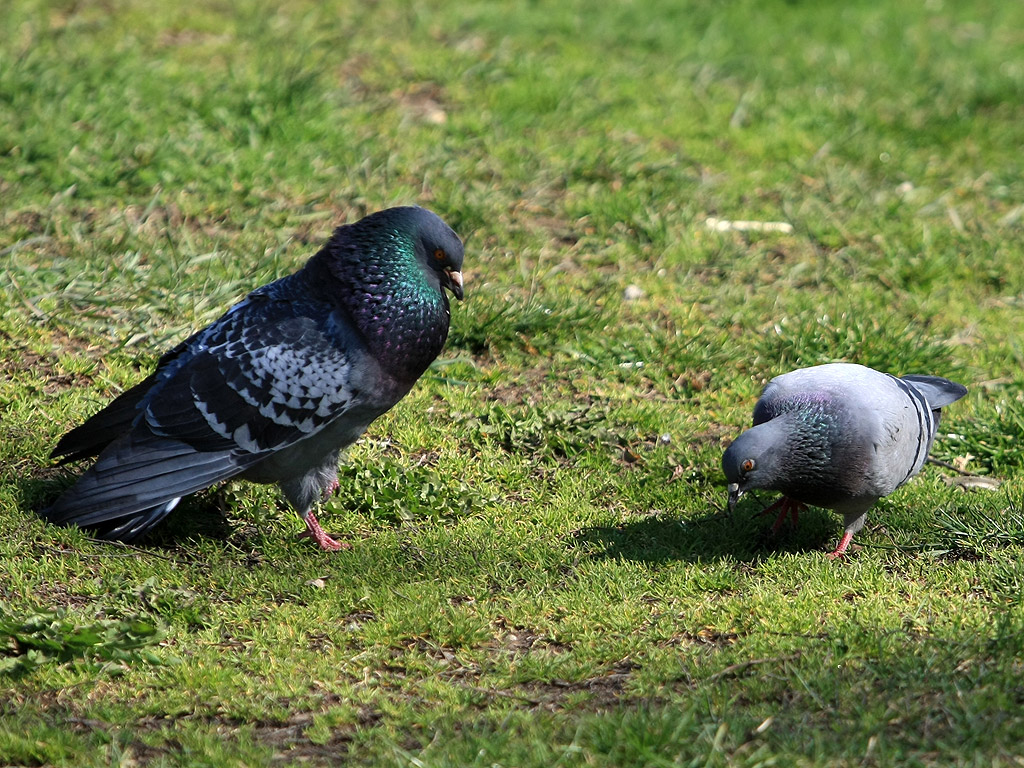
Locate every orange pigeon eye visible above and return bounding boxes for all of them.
[433,248,446,261]
[741,459,755,472]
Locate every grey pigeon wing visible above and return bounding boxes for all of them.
[863,373,942,495]
[51,324,224,463]
[751,375,807,425]
[900,374,968,409]
[51,375,156,463]
[751,393,780,426]
[747,365,838,425]
[750,380,785,425]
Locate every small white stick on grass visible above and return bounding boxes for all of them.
[705,217,794,233]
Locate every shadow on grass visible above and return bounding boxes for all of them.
[573,501,841,564]
[15,472,236,550]
[398,623,1024,766]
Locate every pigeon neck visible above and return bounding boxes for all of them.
[307,242,451,382]
[774,408,841,477]
[773,406,864,505]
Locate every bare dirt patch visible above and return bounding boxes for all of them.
[510,660,641,711]
[0,325,103,397]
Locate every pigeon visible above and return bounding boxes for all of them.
[721,363,967,558]
[42,206,465,551]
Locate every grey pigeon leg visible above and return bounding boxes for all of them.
[826,531,855,560]
[321,478,341,501]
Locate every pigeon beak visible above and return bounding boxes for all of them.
[443,269,464,301]
[727,483,742,514]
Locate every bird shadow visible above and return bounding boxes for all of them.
[22,469,840,565]
[16,471,236,552]
[571,499,839,565]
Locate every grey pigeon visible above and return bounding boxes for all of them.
[43,206,465,551]
[722,363,967,558]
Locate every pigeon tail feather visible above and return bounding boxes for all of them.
[81,497,182,542]
[900,374,968,409]
[51,376,155,463]
[43,434,259,538]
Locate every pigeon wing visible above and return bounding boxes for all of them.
[45,291,366,539]
[141,295,362,455]
[50,333,199,463]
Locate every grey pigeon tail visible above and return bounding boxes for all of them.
[43,206,465,551]
[722,363,967,558]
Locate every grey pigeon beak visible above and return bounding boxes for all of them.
[727,483,742,514]
[443,269,464,301]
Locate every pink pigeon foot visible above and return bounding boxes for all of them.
[825,530,855,560]
[321,479,340,502]
[758,496,805,534]
[298,508,350,551]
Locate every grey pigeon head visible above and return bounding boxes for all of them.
[722,363,967,557]
[42,206,466,551]
[722,421,793,506]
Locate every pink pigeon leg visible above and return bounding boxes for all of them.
[758,497,804,533]
[321,478,340,501]
[298,508,350,551]
[826,530,855,560]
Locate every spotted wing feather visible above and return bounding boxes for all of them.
[44,282,366,539]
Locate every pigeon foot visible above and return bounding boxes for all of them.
[825,531,855,560]
[299,509,351,551]
[321,479,341,502]
[758,496,805,533]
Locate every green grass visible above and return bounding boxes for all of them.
[3,0,1024,765]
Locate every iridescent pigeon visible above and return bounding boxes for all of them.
[43,206,464,551]
[722,363,967,558]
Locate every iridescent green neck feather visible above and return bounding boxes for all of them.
[308,207,460,382]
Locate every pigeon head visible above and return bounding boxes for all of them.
[722,423,785,512]
[312,206,466,382]
[322,205,464,302]
[722,408,842,513]
[405,206,465,302]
